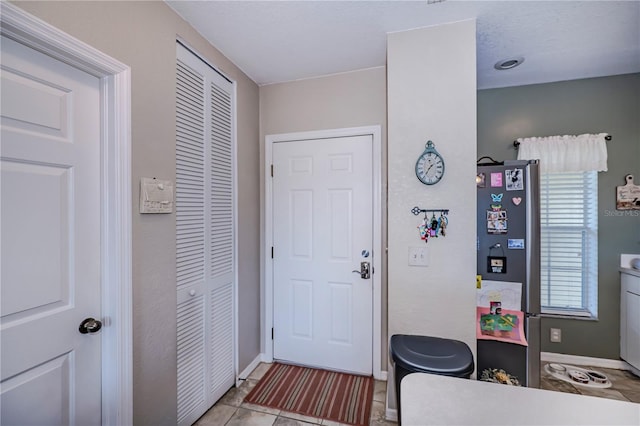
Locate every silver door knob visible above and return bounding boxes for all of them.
[79,317,102,334]
[351,261,371,279]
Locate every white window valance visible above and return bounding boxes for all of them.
[516,133,608,173]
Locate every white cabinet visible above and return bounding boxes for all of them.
[620,268,640,370]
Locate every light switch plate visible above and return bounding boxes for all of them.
[408,246,429,267]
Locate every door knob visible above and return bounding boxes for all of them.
[351,261,371,279]
[79,317,102,334]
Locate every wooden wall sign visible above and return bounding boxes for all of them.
[616,174,640,210]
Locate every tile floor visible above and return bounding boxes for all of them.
[195,363,640,426]
[540,364,640,403]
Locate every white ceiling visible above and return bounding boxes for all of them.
[166,0,640,89]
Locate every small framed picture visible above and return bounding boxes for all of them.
[505,168,524,191]
[487,256,507,274]
[487,209,507,233]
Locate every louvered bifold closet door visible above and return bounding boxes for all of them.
[208,78,235,401]
[176,43,236,426]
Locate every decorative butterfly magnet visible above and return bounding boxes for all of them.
[491,193,504,210]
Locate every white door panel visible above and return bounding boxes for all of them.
[273,135,373,375]
[1,162,70,318]
[1,35,101,424]
[1,355,72,425]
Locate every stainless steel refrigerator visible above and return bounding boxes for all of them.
[476,159,541,387]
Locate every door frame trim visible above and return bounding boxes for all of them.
[1,3,133,425]
[263,126,383,379]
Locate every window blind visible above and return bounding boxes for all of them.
[540,171,598,317]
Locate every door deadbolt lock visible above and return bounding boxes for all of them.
[352,261,371,279]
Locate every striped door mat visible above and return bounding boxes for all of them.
[244,363,374,426]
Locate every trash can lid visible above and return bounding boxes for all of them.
[390,334,474,376]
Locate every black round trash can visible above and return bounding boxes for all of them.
[390,334,474,424]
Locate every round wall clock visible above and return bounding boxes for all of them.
[415,140,445,185]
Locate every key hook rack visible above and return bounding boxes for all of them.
[411,207,450,242]
[411,207,449,216]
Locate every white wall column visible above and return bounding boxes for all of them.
[386,20,478,411]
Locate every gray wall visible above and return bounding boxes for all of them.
[259,66,388,368]
[13,1,261,424]
[478,73,640,359]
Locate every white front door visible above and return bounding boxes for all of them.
[1,35,102,425]
[272,134,373,375]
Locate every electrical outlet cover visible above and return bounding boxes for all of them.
[550,328,562,342]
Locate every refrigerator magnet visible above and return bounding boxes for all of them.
[490,172,503,187]
[487,256,507,274]
[505,168,524,191]
[508,239,525,249]
[476,173,486,188]
[490,193,504,210]
[487,210,508,234]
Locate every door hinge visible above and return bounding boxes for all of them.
[271,246,274,258]
[271,164,274,177]
[271,328,274,340]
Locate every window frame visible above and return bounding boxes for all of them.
[539,171,598,319]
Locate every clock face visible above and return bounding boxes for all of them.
[416,151,445,185]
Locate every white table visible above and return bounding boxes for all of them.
[401,373,640,425]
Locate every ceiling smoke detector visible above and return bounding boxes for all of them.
[494,57,525,70]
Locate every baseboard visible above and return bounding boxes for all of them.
[238,354,263,380]
[260,352,273,364]
[385,408,398,422]
[374,370,388,381]
[627,364,640,377]
[541,352,630,370]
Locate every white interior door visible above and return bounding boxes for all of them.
[1,35,102,425]
[272,135,373,375]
